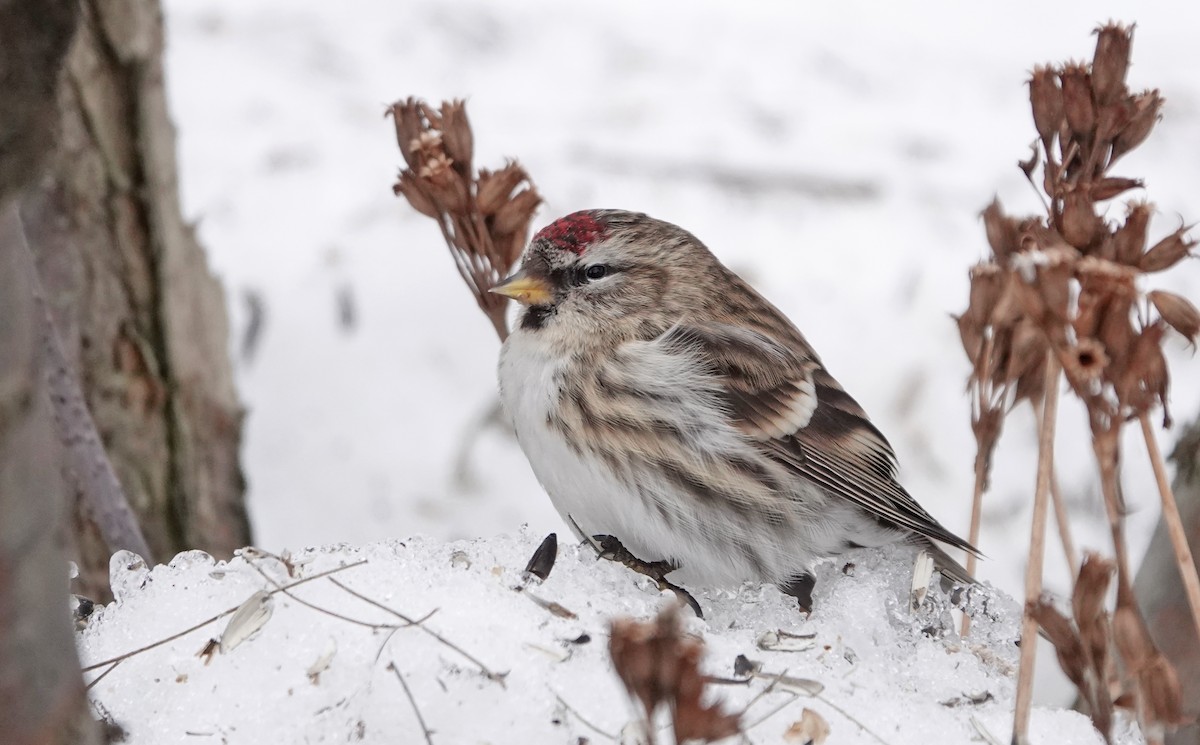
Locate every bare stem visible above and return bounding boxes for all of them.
[388,662,435,745]
[1013,356,1061,745]
[1048,470,1078,578]
[962,448,989,636]
[1139,411,1200,644]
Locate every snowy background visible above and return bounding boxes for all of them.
[158,0,1200,710]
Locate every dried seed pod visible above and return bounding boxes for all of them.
[956,314,984,367]
[1063,338,1110,386]
[1060,63,1096,144]
[1148,289,1200,343]
[1029,66,1065,149]
[1121,322,1168,414]
[492,186,542,236]
[1110,90,1163,163]
[982,200,1020,260]
[1036,248,1075,322]
[965,262,1003,326]
[1097,293,1136,368]
[390,99,429,171]
[1112,201,1152,266]
[1005,319,1048,384]
[1089,177,1141,202]
[476,163,528,215]
[393,172,439,218]
[989,275,1025,329]
[1060,191,1101,248]
[440,100,474,177]
[1091,23,1133,106]
[1139,225,1195,273]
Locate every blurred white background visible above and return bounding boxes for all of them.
[162,0,1200,701]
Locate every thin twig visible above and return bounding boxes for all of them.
[553,692,618,741]
[388,662,435,745]
[1048,469,1079,578]
[329,577,505,684]
[1013,356,1061,744]
[85,661,120,690]
[81,560,366,672]
[813,693,894,745]
[244,559,417,632]
[1139,411,1200,644]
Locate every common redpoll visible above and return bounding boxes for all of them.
[494,210,975,605]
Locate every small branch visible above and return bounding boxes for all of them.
[243,559,418,632]
[552,692,617,741]
[1139,412,1200,644]
[1013,356,1061,745]
[81,560,366,672]
[15,211,153,562]
[329,577,505,684]
[388,662,435,745]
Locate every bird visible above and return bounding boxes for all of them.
[492,209,975,609]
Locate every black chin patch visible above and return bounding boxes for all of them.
[521,305,554,331]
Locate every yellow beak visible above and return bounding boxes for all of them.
[490,270,553,306]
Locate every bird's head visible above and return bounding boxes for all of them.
[491,209,716,334]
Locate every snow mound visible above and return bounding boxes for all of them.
[79,531,1135,744]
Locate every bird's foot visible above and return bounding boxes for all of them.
[778,572,816,614]
[591,534,703,618]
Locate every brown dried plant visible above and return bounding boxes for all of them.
[609,604,742,744]
[390,98,541,341]
[956,23,1198,744]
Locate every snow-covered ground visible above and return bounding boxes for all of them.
[157,0,1200,716]
[79,535,1138,744]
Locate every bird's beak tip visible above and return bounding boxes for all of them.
[490,272,553,306]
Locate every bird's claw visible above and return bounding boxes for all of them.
[590,534,703,618]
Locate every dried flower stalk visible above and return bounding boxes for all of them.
[956,23,1198,744]
[389,98,541,341]
[609,604,741,744]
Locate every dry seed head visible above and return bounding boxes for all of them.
[1005,319,1048,384]
[1089,176,1141,203]
[1060,63,1097,144]
[982,199,1020,260]
[390,98,427,171]
[393,172,438,218]
[1091,23,1133,106]
[1063,338,1110,386]
[966,262,1004,326]
[955,314,984,369]
[1148,289,1200,343]
[476,163,528,215]
[1029,66,1065,149]
[1139,225,1195,273]
[439,100,474,177]
[1060,191,1101,248]
[1110,90,1163,163]
[1112,201,1152,265]
[491,187,542,236]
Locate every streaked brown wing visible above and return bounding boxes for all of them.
[664,321,975,554]
[661,322,819,440]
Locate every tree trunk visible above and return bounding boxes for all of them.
[0,0,100,736]
[19,0,250,600]
[1136,422,1200,744]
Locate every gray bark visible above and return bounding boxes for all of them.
[1136,423,1200,744]
[20,0,250,599]
[0,0,101,738]
[0,205,101,744]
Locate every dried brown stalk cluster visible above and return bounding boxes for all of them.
[609,605,741,744]
[956,23,1198,744]
[390,98,541,340]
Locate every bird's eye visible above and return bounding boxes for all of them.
[585,264,608,280]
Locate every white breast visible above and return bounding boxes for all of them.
[497,330,623,542]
